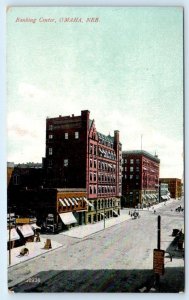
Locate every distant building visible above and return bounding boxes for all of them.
[122,150,160,208]
[9,188,88,232]
[159,178,182,199]
[43,110,122,224]
[7,162,44,209]
[159,183,170,201]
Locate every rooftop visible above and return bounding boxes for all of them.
[122,150,160,163]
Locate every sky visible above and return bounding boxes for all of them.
[7,6,184,178]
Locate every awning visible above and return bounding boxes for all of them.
[7,228,20,242]
[59,198,66,207]
[31,223,41,230]
[113,210,118,216]
[18,224,34,237]
[59,212,77,225]
[83,197,93,207]
[72,198,78,205]
[161,195,168,200]
[68,198,75,205]
[64,198,70,206]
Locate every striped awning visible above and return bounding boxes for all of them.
[83,197,93,207]
[59,198,66,207]
[64,198,70,206]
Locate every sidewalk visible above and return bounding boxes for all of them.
[148,198,178,211]
[8,238,62,268]
[60,212,131,238]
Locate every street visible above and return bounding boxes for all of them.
[8,199,184,293]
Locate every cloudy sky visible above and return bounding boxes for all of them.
[7,7,183,178]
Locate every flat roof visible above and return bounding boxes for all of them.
[122,150,160,163]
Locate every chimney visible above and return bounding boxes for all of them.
[114,130,120,144]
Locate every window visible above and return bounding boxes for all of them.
[48,160,52,167]
[64,159,68,167]
[75,131,79,139]
[49,148,53,155]
[90,173,93,181]
[49,124,53,130]
[90,186,93,194]
[94,160,97,168]
[13,174,20,185]
[136,175,140,179]
[136,159,140,164]
[90,144,93,154]
[90,159,93,168]
[94,173,97,181]
[94,186,96,194]
[65,132,68,139]
[130,159,134,164]
[130,166,134,172]
[49,134,53,139]
[130,174,133,179]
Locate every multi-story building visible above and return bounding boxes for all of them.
[159,183,170,201]
[122,150,160,208]
[43,110,122,224]
[159,178,182,199]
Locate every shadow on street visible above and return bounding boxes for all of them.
[10,266,184,293]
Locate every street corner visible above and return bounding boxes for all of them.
[8,237,62,267]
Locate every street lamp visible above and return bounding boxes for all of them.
[8,206,11,266]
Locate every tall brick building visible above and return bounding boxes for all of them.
[122,150,160,208]
[43,110,122,223]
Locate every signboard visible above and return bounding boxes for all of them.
[153,249,165,275]
[16,218,30,224]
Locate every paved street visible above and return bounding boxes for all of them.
[8,198,184,293]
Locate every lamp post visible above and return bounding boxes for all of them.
[104,206,105,229]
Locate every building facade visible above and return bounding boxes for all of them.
[43,110,122,224]
[159,183,170,201]
[122,150,160,208]
[159,178,182,199]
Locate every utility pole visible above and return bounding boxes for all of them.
[104,207,105,229]
[156,215,161,290]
